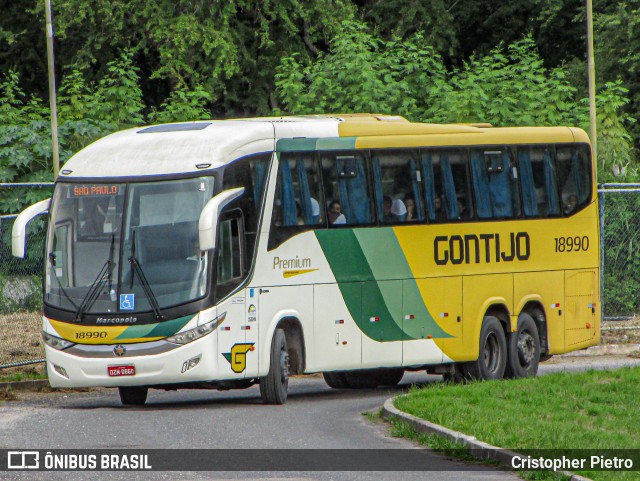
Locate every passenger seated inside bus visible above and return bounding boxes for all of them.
[404,194,417,222]
[563,194,578,215]
[382,196,394,223]
[390,198,407,222]
[328,200,346,225]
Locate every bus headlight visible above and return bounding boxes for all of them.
[42,331,75,350]
[166,312,226,345]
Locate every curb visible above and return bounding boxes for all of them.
[381,397,592,481]
[0,379,50,392]
[558,343,640,357]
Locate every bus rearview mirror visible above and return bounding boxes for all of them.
[12,198,51,258]
[199,187,245,251]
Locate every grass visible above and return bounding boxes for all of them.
[394,367,640,481]
[385,416,567,481]
[0,364,47,383]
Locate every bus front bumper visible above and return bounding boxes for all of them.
[45,332,219,388]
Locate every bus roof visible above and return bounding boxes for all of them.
[59,115,590,180]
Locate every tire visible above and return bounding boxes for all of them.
[442,364,465,383]
[506,312,540,378]
[375,368,404,387]
[323,371,350,389]
[118,386,148,406]
[464,316,507,380]
[260,328,289,404]
[345,370,379,389]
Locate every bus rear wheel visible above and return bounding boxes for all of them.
[463,316,507,380]
[506,312,540,378]
[323,372,350,389]
[118,386,148,406]
[260,328,289,404]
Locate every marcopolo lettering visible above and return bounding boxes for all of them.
[434,232,531,266]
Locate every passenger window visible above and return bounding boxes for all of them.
[321,152,373,226]
[421,149,471,222]
[371,150,424,223]
[556,146,592,215]
[268,153,324,250]
[271,153,324,228]
[470,148,520,219]
[518,146,560,217]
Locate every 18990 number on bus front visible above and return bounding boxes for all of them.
[554,236,589,253]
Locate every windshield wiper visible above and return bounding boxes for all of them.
[74,235,115,321]
[48,253,78,310]
[129,230,164,321]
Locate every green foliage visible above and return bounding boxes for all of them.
[148,83,212,124]
[275,21,447,118]
[429,37,583,127]
[51,0,356,114]
[589,81,636,180]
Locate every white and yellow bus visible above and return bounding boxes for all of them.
[12,115,600,405]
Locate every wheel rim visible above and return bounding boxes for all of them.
[517,330,535,366]
[483,332,500,374]
[280,348,290,385]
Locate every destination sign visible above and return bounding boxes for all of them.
[72,185,120,197]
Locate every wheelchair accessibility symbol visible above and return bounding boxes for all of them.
[120,294,135,311]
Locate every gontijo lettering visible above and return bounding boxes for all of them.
[434,232,530,265]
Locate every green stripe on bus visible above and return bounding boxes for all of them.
[276,138,319,152]
[315,229,403,341]
[354,229,450,339]
[316,228,450,341]
[316,137,357,150]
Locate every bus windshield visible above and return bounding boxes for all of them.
[45,178,215,317]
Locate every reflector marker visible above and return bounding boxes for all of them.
[221,326,231,331]
[404,314,415,320]
[550,303,561,309]
[439,313,449,318]
[335,319,345,324]
[241,325,251,330]
[588,303,596,309]
[369,316,380,323]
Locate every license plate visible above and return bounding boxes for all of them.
[108,365,135,377]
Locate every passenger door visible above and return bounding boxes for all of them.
[215,211,259,378]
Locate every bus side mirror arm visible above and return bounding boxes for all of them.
[199,187,245,251]
[12,198,51,258]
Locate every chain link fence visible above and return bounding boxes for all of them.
[0,183,639,368]
[600,184,640,320]
[1,183,53,368]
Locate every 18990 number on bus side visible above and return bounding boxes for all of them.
[555,236,589,253]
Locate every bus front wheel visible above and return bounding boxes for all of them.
[506,312,540,378]
[463,316,507,380]
[118,386,148,406]
[260,328,289,404]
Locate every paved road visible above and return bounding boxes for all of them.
[1,355,638,481]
